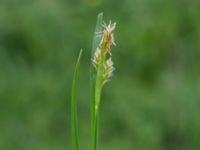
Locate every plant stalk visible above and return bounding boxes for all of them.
[93,51,106,150]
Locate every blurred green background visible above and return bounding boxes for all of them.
[1,0,200,150]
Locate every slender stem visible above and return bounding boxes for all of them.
[93,52,106,150]
[93,105,99,150]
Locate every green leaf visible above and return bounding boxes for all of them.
[91,13,103,57]
[90,13,103,120]
[90,13,103,150]
[71,49,83,150]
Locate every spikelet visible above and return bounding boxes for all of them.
[98,21,116,54]
[92,48,101,70]
[103,58,115,85]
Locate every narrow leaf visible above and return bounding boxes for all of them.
[71,49,83,150]
[91,13,103,57]
[90,13,103,121]
[90,13,103,150]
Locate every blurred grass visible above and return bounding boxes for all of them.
[0,0,200,150]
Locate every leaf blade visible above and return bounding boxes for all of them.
[90,13,103,150]
[71,49,83,150]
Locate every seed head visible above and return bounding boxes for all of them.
[103,58,115,85]
[92,48,101,70]
[97,21,116,53]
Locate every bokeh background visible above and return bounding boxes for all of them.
[1,0,200,150]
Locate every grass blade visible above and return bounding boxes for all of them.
[71,49,83,150]
[91,13,103,57]
[90,13,103,150]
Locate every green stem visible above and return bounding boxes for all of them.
[93,104,99,150]
[93,52,106,150]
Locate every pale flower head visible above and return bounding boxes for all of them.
[97,21,116,52]
[103,58,115,85]
[92,48,101,70]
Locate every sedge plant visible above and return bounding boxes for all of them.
[71,13,116,150]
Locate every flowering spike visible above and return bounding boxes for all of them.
[92,20,116,86]
[103,58,115,85]
[92,48,101,70]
